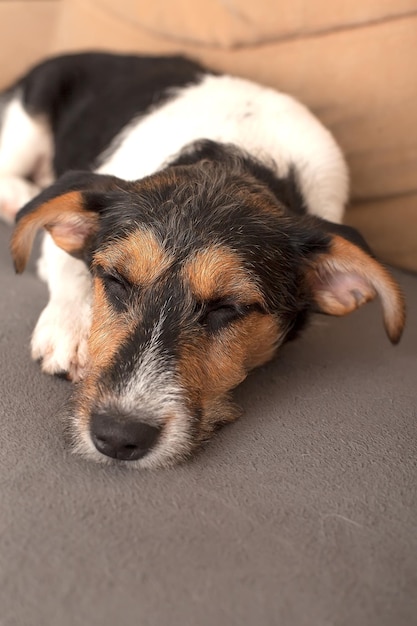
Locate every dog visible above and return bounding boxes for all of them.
[0,52,405,469]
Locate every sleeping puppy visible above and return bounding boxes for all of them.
[0,53,405,468]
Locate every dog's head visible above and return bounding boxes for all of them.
[11,149,405,468]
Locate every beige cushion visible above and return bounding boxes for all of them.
[0,1,59,89]
[73,0,417,47]
[346,195,417,272]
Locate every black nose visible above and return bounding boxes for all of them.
[90,412,160,461]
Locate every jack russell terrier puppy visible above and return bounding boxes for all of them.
[0,53,405,468]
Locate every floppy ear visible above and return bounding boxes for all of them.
[11,170,131,273]
[305,230,406,344]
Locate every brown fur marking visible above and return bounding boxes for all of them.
[184,246,264,304]
[93,228,172,286]
[178,310,281,433]
[75,277,139,421]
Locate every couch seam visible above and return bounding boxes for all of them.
[78,1,417,51]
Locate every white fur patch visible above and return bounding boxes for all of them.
[32,234,92,381]
[0,176,40,224]
[0,93,54,223]
[0,93,53,187]
[99,74,348,222]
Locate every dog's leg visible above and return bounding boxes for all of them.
[0,91,53,223]
[32,233,92,381]
[0,91,90,378]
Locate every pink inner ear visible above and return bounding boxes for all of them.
[313,269,377,316]
[306,235,405,343]
[47,214,97,253]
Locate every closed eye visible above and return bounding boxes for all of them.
[96,267,132,311]
[198,300,262,333]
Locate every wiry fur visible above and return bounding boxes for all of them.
[0,53,405,468]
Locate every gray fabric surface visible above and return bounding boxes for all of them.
[0,220,416,626]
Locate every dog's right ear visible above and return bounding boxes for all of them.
[11,171,131,273]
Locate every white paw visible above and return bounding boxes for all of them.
[31,299,92,382]
[0,175,40,224]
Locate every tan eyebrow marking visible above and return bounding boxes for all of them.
[93,228,173,285]
[183,245,264,304]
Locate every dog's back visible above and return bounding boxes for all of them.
[0,52,348,224]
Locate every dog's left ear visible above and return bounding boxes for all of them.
[304,222,406,344]
[11,171,131,273]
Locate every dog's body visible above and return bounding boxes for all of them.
[0,53,405,468]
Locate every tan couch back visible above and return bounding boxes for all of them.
[0,1,60,88]
[3,0,417,270]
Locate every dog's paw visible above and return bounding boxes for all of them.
[31,300,91,382]
[0,176,40,224]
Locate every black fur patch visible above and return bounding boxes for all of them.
[104,276,186,390]
[170,139,308,215]
[18,53,208,175]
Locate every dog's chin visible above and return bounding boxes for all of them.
[199,394,242,439]
[60,394,241,469]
